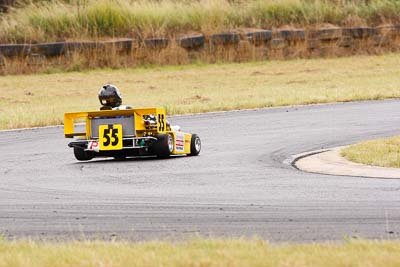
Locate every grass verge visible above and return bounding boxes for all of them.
[2,0,400,43]
[1,53,400,130]
[341,135,400,168]
[0,239,400,267]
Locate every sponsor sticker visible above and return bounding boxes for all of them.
[175,132,185,152]
[88,140,100,152]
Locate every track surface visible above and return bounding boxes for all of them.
[1,100,400,242]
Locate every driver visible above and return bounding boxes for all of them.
[98,84,179,131]
[98,84,132,110]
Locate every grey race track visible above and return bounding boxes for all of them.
[1,100,400,242]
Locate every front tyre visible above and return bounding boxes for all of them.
[73,147,94,161]
[189,134,201,156]
[152,134,174,158]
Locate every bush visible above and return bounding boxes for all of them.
[1,0,400,43]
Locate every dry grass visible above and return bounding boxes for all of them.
[2,0,400,43]
[341,135,400,168]
[0,43,196,75]
[0,238,400,267]
[1,53,400,130]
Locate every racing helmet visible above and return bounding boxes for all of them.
[98,84,122,108]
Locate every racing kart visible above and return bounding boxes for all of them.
[64,107,201,161]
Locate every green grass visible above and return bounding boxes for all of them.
[2,0,400,43]
[341,135,400,168]
[1,54,400,130]
[0,239,400,267]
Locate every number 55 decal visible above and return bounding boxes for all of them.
[99,124,123,150]
[158,114,166,132]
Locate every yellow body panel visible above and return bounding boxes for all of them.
[170,132,192,155]
[64,108,166,139]
[184,133,192,154]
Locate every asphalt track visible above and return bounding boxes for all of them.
[1,100,400,242]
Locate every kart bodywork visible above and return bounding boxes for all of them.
[64,107,201,161]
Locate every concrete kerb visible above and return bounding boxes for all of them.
[290,146,400,179]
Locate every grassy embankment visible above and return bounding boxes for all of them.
[1,239,400,267]
[1,53,400,130]
[2,0,400,43]
[341,136,400,168]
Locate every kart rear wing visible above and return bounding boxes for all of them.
[64,107,167,138]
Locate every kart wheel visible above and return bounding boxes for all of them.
[152,134,174,158]
[113,153,126,161]
[189,134,201,156]
[73,147,94,161]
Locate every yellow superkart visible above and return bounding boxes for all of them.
[64,107,201,161]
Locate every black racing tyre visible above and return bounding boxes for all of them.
[177,35,205,49]
[113,153,126,161]
[144,38,169,49]
[211,33,240,45]
[189,134,201,156]
[152,134,174,158]
[31,42,65,57]
[73,147,94,161]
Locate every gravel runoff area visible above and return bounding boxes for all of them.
[294,147,400,179]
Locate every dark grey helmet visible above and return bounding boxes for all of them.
[98,84,122,108]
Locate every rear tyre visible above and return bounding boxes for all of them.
[152,134,174,158]
[113,154,126,161]
[73,147,94,161]
[189,134,201,156]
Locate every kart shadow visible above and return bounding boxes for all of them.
[73,155,186,165]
